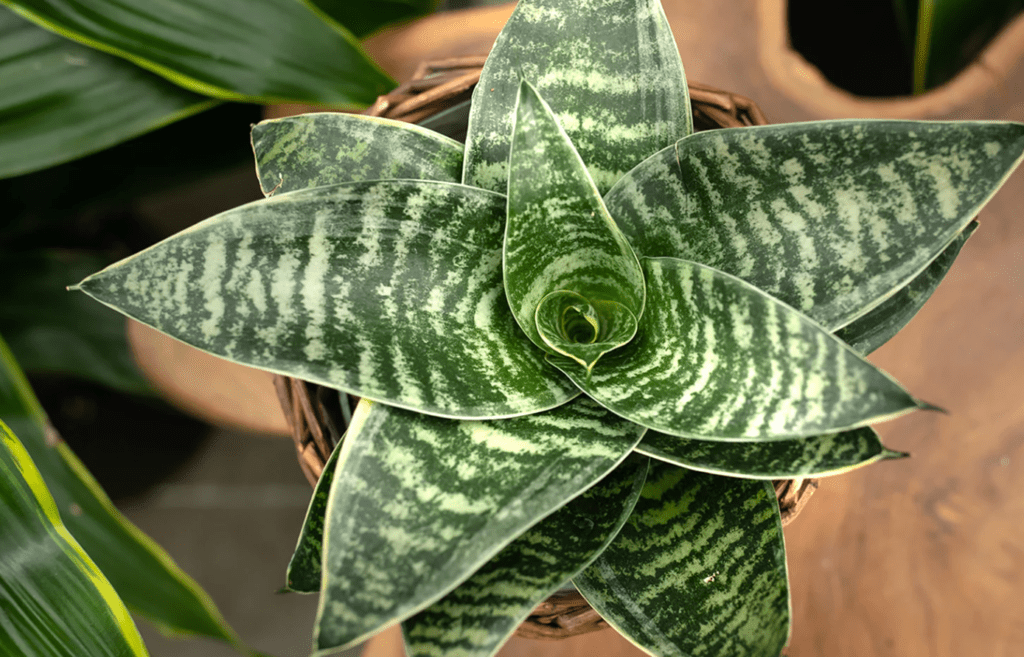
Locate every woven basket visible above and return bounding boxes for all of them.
[273,59,815,641]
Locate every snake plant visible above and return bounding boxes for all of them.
[72,0,1024,654]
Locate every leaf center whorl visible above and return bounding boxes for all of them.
[535,290,638,372]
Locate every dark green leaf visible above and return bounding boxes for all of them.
[836,221,977,354]
[314,397,645,652]
[638,427,905,479]
[909,0,1024,92]
[504,81,644,369]
[604,120,1024,330]
[0,419,149,657]
[251,113,463,196]
[552,257,925,441]
[0,337,243,648]
[0,250,152,394]
[75,180,578,419]
[285,441,341,593]
[301,0,436,39]
[402,453,649,657]
[463,0,692,194]
[574,462,789,657]
[3,0,394,105]
[0,6,212,179]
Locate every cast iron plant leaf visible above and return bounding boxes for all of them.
[72,0,1024,655]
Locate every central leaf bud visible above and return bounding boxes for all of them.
[561,305,599,344]
[536,290,638,373]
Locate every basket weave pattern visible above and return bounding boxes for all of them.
[273,61,815,640]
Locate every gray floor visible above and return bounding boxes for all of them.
[118,429,362,657]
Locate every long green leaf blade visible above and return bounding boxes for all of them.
[836,220,977,354]
[0,250,152,395]
[553,257,925,441]
[637,427,904,479]
[504,81,644,369]
[0,337,242,648]
[285,440,341,594]
[75,180,578,419]
[604,120,1024,330]
[402,453,649,657]
[574,462,790,657]
[2,0,394,105]
[251,113,464,196]
[463,0,691,194]
[314,397,645,652]
[1,419,149,657]
[0,6,212,179]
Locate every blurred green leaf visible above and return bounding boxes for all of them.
[0,6,212,179]
[0,336,245,650]
[899,0,1024,93]
[0,250,152,395]
[302,0,437,38]
[2,0,395,105]
[1,418,150,657]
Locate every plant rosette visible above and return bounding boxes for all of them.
[71,0,1024,655]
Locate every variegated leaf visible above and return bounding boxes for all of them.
[1,420,149,657]
[4,0,394,106]
[463,0,692,195]
[401,453,649,657]
[837,221,977,355]
[574,461,789,657]
[0,337,242,648]
[637,427,904,479]
[603,120,1024,330]
[551,257,926,441]
[504,81,644,369]
[314,397,645,652]
[251,113,463,196]
[285,442,341,594]
[75,180,578,420]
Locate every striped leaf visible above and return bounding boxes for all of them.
[603,120,1024,330]
[463,0,692,195]
[551,257,926,441]
[2,0,394,106]
[402,453,649,657]
[0,337,242,648]
[0,6,212,179]
[285,441,341,594]
[574,461,789,657]
[637,427,905,479]
[1,419,149,657]
[504,81,644,369]
[837,221,977,355]
[74,180,579,419]
[314,397,645,652]
[251,113,463,196]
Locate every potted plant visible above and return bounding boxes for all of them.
[7,0,1024,656]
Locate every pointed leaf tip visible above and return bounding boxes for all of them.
[881,448,911,460]
[917,400,948,414]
